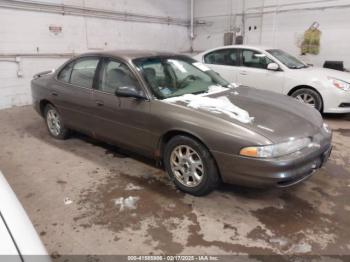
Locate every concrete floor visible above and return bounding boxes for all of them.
[0,106,349,259]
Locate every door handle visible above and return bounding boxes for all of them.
[95,100,104,106]
[51,92,58,97]
[239,71,248,75]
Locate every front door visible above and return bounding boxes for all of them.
[237,49,285,93]
[92,58,154,155]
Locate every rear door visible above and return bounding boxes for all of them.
[52,57,100,134]
[237,49,285,93]
[202,48,240,83]
[92,58,154,156]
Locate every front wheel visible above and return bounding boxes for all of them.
[291,88,323,112]
[164,135,220,196]
[44,104,69,140]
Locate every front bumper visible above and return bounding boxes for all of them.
[212,137,332,188]
[322,88,350,113]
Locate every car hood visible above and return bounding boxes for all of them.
[293,66,350,82]
[164,87,323,144]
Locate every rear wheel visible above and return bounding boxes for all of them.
[164,135,220,196]
[44,104,69,140]
[291,88,323,112]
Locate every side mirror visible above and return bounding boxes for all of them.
[115,86,148,100]
[267,63,280,71]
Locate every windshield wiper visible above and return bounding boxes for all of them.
[289,65,307,69]
[193,90,208,95]
[298,65,308,69]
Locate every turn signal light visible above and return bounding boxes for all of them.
[240,147,258,157]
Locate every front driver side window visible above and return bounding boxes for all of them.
[98,60,142,94]
[242,49,273,69]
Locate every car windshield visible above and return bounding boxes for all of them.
[133,56,231,99]
[267,49,308,69]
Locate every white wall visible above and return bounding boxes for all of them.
[0,0,191,109]
[193,0,244,51]
[257,0,350,67]
[193,0,350,67]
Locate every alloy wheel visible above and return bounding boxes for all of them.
[296,93,316,107]
[46,109,61,136]
[170,145,204,187]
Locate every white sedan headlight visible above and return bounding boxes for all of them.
[328,77,350,91]
[240,137,311,158]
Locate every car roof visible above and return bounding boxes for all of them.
[198,45,275,54]
[79,50,180,61]
[229,45,274,50]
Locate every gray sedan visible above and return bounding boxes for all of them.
[31,51,332,196]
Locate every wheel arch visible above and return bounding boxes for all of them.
[157,129,222,180]
[39,99,54,117]
[287,85,324,111]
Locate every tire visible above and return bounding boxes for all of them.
[291,88,323,112]
[44,104,69,140]
[164,135,220,196]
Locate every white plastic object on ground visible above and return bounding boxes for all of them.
[64,197,73,205]
[114,196,140,211]
[125,183,142,191]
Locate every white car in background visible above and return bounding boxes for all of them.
[0,172,50,262]
[194,45,350,113]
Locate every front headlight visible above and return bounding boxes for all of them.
[240,137,311,158]
[328,77,350,91]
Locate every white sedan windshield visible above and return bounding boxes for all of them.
[267,49,308,69]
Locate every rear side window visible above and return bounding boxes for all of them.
[204,49,239,66]
[57,62,73,82]
[69,58,100,89]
